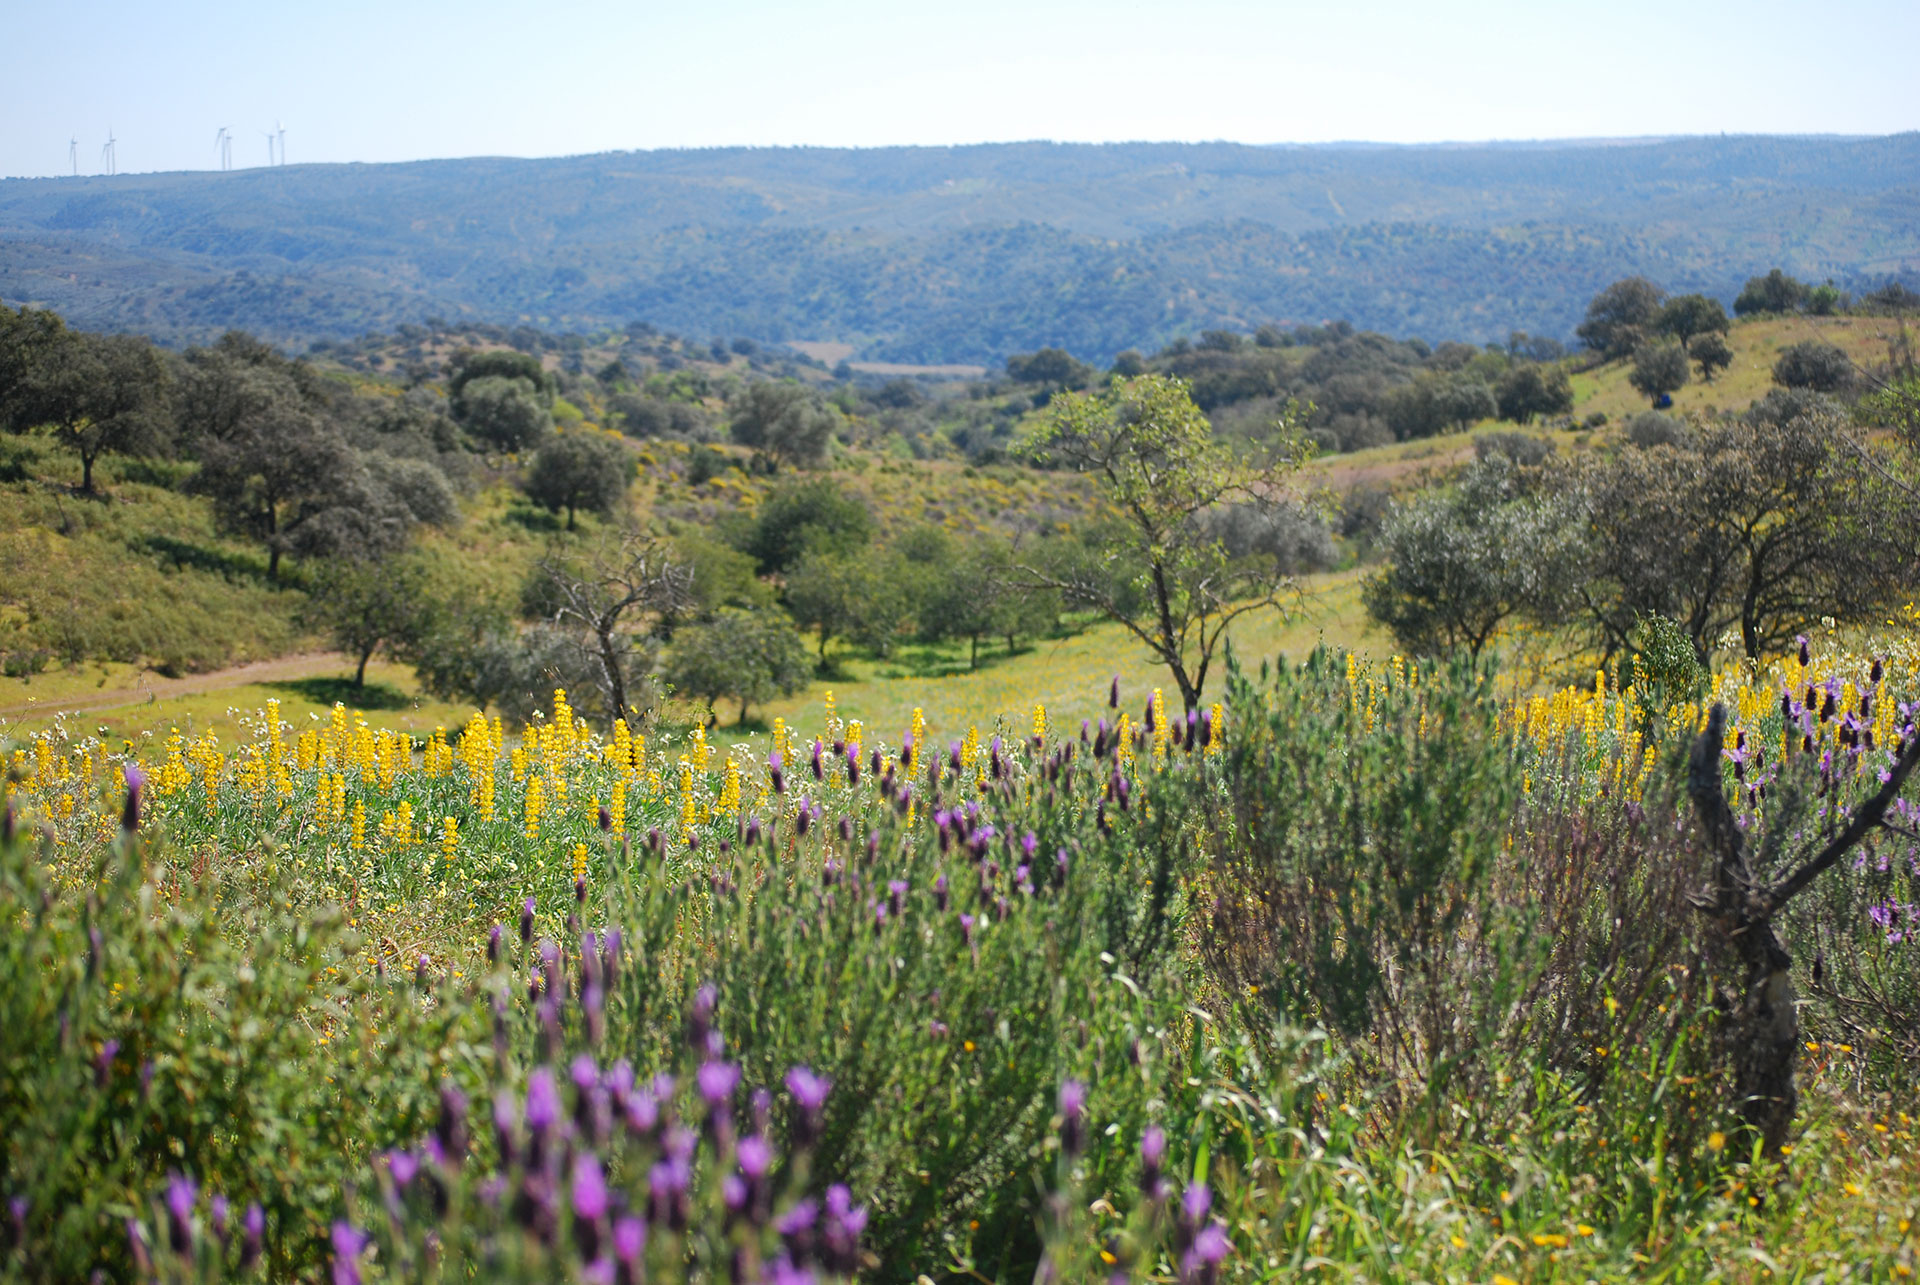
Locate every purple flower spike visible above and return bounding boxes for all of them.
[122,765,145,831]
[573,1153,610,1220]
[786,1065,832,1112]
[95,1038,120,1089]
[1182,1181,1212,1225]
[525,1068,561,1136]
[329,1222,369,1285]
[1021,831,1038,860]
[738,1134,775,1178]
[614,1214,646,1263]
[697,1060,741,1108]
[209,1195,230,1248]
[164,1172,197,1256]
[1058,1080,1088,1158]
[520,897,536,945]
[1110,675,1121,708]
[387,1149,420,1187]
[240,1203,264,1269]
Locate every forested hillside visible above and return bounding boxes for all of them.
[3,136,1917,362]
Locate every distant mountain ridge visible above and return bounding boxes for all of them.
[2,136,1915,362]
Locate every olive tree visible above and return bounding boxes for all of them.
[729,381,837,471]
[665,606,813,725]
[1628,338,1690,404]
[525,430,630,530]
[0,309,170,494]
[1019,374,1304,713]
[1362,456,1577,663]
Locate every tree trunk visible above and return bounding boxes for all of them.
[355,647,373,688]
[739,697,751,725]
[969,634,979,671]
[80,450,97,495]
[566,503,577,532]
[1688,705,1799,1157]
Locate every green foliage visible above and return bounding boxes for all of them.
[784,547,914,660]
[304,554,436,687]
[1022,375,1305,710]
[457,375,554,453]
[524,431,631,530]
[0,801,469,1280]
[729,382,837,472]
[1772,339,1855,392]
[1362,457,1577,662]
[1005,347,1093,387]
[1734,267,1812,316]
[664,605,812,723]
[732,478,873,576]
[1628,337,1690,404]
[1688,329,1734,381]
[0,306,172,494]
[1653,293,1730,346]
[1577,277,1664,359]
[1493,360,1573,424]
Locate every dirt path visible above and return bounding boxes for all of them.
[0,652,352,718]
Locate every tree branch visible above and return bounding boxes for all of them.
[1766,730,1920,913]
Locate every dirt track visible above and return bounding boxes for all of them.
[0,652,350,719]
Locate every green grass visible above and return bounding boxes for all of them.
[745,571,1383,744]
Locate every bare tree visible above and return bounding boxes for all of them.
[1687,704,1920,1157]
[522,531,693,722]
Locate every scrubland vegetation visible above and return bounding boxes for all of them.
[3,265,1919,1282]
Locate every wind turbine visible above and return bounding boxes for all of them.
[101,128,116,176]
[262,129,275,167]
[69,136,78,176]
[275,120,285,166]
[215,127,232,171]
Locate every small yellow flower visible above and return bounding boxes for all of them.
[1707,1131,1726,1152]
[1449,1236,1466,1249]
[1842,1182,1862,1197]
[1532,1232,1569,1249]
[963,1040,975,1053]
[1576,1224,1595,1237]
[1495,1276,1520,1285]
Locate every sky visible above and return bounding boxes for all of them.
[5,0,1917,179]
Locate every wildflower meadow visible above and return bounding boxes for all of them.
[3,623,1918,1283]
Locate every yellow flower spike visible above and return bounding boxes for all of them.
[572,841,589,885]
[441,816,458,863]
[525,777,544,840]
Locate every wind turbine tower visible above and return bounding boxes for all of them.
[69,136,78,176]
[215,127,232,171]
[262,129,276,167]
[276,120,286,166]
[101,129,117,176]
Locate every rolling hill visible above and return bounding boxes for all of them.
[2,135,1917,363]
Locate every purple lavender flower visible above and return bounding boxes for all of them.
[520,897,537,945]
[573,1153,610,1220]
[240,1203,264,1269]
[900,733,914,769]
[1181,1182,1212,1227]
[738,1134,775,1178]
[888,879,909,915]
[786,1064,832,1146]
[1141,1124,1166,1193]
[209,1195,230,1248]
[164,1172,197,1256]
[613,1215,646,1283]
[959,913,975,947]
[1058,1080,1088,1158]
[121,765,145,831]
[525,1068,561,1138]
[95,1038,119,1089]
[1110,675,1121,708]
[697,1060,741,1109]
[934,873,949,910]
[330,1222,369,1285]
[388,1149,420,1188]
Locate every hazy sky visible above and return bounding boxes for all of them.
[6,0,1916,179]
